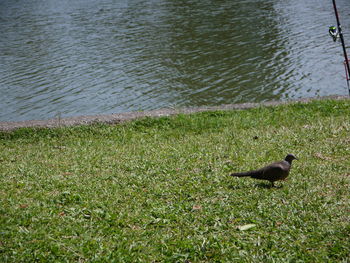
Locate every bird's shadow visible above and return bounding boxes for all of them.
[228,182,283,190]
[227,184,245,190]
[255,182,283,189]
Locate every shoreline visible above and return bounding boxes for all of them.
[0,95,348,131]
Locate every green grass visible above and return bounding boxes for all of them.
[0,99,349,262]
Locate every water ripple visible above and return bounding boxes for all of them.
[0,0,349,121]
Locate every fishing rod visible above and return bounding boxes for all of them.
[329,0,350,95]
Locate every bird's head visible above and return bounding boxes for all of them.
[285,154,298,163]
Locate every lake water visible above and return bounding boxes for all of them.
[0,0,349,121]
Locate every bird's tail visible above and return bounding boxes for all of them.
[229,170,263,178]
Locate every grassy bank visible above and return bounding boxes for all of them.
[0,99,349,262]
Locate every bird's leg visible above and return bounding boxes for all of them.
[270,181,275,188]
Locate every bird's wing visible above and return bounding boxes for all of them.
[250,162,286,180]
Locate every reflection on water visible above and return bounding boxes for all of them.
[0,0,349,121]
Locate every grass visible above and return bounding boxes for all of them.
[0,99,349,262]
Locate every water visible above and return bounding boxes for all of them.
[0,0,349,121]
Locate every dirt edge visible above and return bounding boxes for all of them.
[0,95,348,131]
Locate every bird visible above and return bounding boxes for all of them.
[229,154,298,187]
